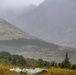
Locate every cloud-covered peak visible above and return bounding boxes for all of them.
[0,0,44,9]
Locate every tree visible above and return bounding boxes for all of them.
[19,55,26,66]
[37,59,44,67]
[44,61,50,67]
[51,61,58,67]
[71,64,76,70]
[8,55,12,61]
[12,57,16,65]
[61,53,71,68]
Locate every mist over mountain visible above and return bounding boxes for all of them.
[0,18,76,63]
[12,0,76,48]
[0,4,36,22]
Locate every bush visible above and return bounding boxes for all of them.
[0,67,9,75]
[71,64,76,70]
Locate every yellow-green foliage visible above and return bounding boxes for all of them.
[0,65,76,75]
[0,65,9,75]
[48,67,76,75]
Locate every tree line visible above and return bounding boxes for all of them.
[0,51,76,70]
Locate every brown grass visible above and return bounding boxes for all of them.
[0,65,76,75]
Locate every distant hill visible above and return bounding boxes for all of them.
[0,18,76,63]
[13,0,76,48]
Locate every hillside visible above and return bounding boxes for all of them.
[0,18,36,40]
[13,0,76,48]
[0,18,76,63]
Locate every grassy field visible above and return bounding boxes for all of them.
[0,65,76,75]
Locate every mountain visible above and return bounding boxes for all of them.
[0,18,36,40]
[0,18,76,63]
[13,0,76,48]
[0,4,36,23]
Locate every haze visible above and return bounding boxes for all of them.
[1,0,76,48]
[0,0,44,8]
[0,0,44,21]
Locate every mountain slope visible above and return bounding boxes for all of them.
[13,0,76,48]
[0,18,76,63]
[0,18,36,40]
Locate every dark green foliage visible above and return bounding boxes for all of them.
[61,53,71,68]
[0,51,10,59]
[71,64,76,70]
[50,61,58,67]
[0,51,76,70]
[0,51,26,66]
[8,55,12,61]
[49,53,76,70]
[44,61,50,67]
[10,55,26,66]
[25,58,38,67]
[18,55,26,66]
[11,57,16,65]
[58,63,61,67]
[37,59,44,67]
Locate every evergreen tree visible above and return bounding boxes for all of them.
[8,55,12,61]
[61,53,71,68]
[44,61,50,67]
[20,59,26,66]
[37,59,44,67]
[12,57,16,65]
[51,61,58,67]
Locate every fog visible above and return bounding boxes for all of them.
[0,0,44,8]
[0,0,44,22]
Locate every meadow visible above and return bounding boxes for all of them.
[0,64,76,75]
[0,52,76,75]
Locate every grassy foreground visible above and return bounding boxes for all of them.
[0,65,76,75]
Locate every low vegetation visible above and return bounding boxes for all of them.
[0,65,75,75]
[0,51,76,75]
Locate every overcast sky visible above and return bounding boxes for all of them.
[0,0,44,7]
[0,0,45,12]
